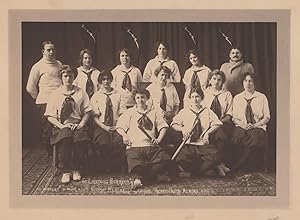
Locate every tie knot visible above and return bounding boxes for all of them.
[159,61,166,66]
[84,70,92,78]
[245,98,254,104]
[161,88,165,92]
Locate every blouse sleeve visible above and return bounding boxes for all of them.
[171,109,184,127]
[208,109,223,127]
[142,60,152,82]
[232,95,241,121]
[155,111,169,132]
[136,67,143,84]
[116,109,131,133]
[173,85,180,106]
[90,93,100,117]
[118,93,127,115]
[182,69,189,86]
[224,91,233,116]
[171,61,181,82]
[262,94,271,119]
[81,90,92,114]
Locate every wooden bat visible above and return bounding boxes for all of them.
[171,111,210,161]
[138,124,162,149]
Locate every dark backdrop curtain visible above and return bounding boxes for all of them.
[22,22,276,168]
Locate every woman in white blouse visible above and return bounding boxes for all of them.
[143,41,181,83]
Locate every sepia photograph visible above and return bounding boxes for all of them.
[7,8,291,211]
[21,21,277,196]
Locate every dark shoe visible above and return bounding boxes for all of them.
[203,169,217,177]
[178,171,192,178]
[156,174,171,183]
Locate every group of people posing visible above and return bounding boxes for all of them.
[26,40,270,189]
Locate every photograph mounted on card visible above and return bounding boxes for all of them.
[9,9,289,209]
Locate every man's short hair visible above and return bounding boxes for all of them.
[41,41,54,50]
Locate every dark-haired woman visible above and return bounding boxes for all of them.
[143,41,181,82]
[111,48,142,109]
[73,48,101,99]
[171,87,222,178]
[203,69,233,176]
[231,72,270,171]
[183,49,211,107]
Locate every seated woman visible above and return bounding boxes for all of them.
[231,72,270,171]
[146,65,180,124]
[116,88,176,189]
[73,48,101,99]
[203,69,233,175]
[44,65,92,184]
[171,87,223,177]
[111,48,143,109]
[90,70,126,172]
[143,41,181,82]
[183,49,211,107]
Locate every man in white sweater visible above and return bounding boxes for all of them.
[26,41,62,155]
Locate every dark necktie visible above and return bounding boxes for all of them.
[189,108,205,142]
[104,93,114,126]
[121,69,133,91]
[160,88,167,111]
[210,93,222,119]
[137,111,153,131]
[159,60,167,67]
[190,70,201,91]
[245,97,255,124]
[83,70,94,98]
[60,94,75,124]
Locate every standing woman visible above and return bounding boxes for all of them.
[183,49,211,107]
[203,69,233,175]
[143,41,181,82]
[231,72,270,171]
[111,48,143,109]
[73,48,101,99]
[45,65,92,184]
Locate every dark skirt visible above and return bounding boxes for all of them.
[50,126,90,145]
[231,127,267,170]
[175,144,219,174]
[37,104,52,146]
[210,122,235,165]
[231,127,266,148]
[161,127,182,149]
[126,146,171,173]
[93,126,123,145]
